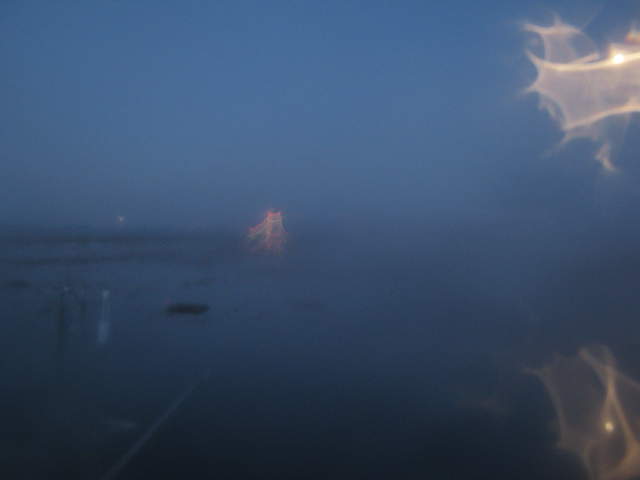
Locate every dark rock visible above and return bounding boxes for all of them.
[166,303,209,315]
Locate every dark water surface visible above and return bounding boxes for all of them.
[2,227,639,479]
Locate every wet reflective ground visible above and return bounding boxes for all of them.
[3,226,640,479]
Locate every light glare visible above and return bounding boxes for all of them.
[612,53,626,64]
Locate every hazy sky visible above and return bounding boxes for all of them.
[1,0,638,231]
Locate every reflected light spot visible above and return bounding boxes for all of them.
[529,346,640,480]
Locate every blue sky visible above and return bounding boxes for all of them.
[0,0,638,231]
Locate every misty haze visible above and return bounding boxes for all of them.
[2,1,640,479]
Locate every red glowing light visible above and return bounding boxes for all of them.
[247,209,287,254]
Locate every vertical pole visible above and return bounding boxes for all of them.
[56,288,69,382]
[98,289,111,346]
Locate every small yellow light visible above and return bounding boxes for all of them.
[604,421,615,433]
[612,53,625,65]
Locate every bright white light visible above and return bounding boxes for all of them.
[612,53,626,65]
[524,18,640,170]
